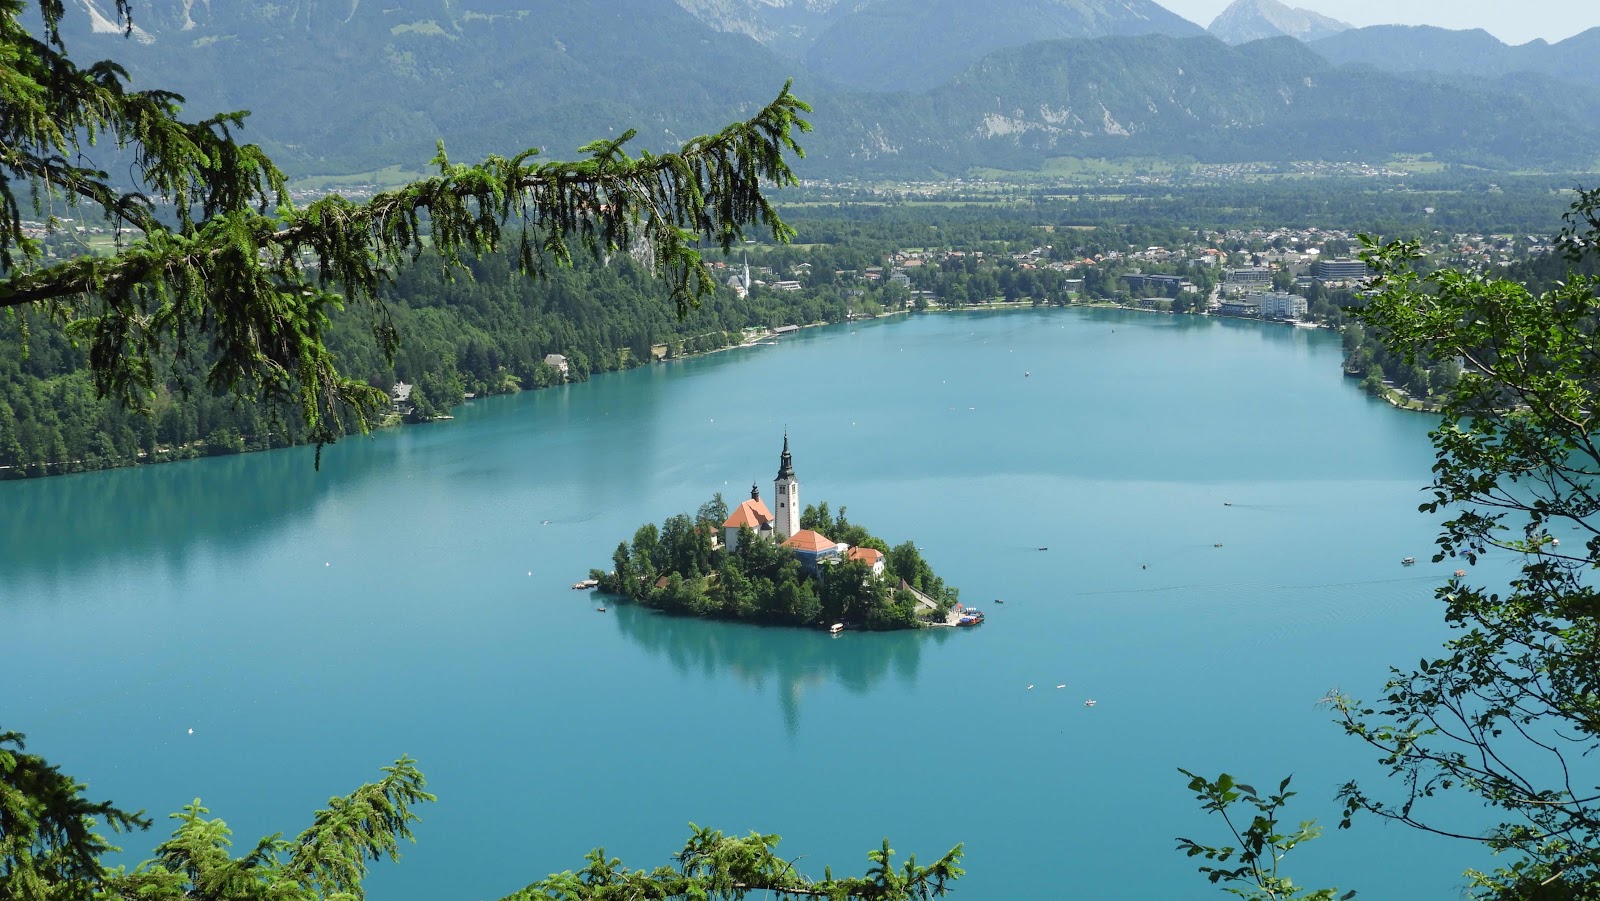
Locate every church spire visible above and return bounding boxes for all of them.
[750,482,761,501]
[776,432,795,480]
[773,432,799,541]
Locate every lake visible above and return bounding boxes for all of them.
[1,307,1499,898]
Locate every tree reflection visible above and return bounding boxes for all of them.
[608,601,949,735]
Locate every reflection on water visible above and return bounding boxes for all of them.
[0,444,361,594]
[609,601,950,734]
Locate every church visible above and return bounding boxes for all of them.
[720,436,885,576]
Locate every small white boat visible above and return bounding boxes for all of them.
[1401,557,1416,566]
[829,623,845,634]
[1083,699,1097,707]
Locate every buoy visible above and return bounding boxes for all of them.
[325,562,330,567]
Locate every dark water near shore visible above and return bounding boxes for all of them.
[2,308,1498,898]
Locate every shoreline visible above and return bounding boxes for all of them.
[0,302,1416,482]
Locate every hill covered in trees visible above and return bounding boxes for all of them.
[0,249,851,478]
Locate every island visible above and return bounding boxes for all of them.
[593,436,962,631]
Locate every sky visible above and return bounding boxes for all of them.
[1158,0,1598,45]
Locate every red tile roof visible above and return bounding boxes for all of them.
[781,529,837,553]
[847,547,884,565]
[723,499,772,529]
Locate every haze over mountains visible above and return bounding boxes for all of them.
[48,0,1600,179]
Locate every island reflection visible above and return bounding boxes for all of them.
[608,600,951,735]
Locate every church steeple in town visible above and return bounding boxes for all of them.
[773,433,799,540]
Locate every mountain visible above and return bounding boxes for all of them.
[41,2,1600,180]
[800,0,1205,92]
[1310,25,1600,88]
[50,0,809,173]
[1207,0,1349,44]
[798,35,1600,175]
[669,0,858,58]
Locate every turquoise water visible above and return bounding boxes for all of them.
[2,308,1498,898]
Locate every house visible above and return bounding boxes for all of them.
[389,381,414,415]
[543,354,570,379]
[847,546,885,576]
[782,529,845,574]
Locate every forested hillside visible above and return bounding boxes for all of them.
[0,251,850,479]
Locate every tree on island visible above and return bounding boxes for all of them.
[1,0,808,455]
[0,729,964,901]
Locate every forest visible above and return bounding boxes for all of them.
[3,182,1578,479]
[0,248,851,478]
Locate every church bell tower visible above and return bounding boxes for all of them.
[773,434,799,540]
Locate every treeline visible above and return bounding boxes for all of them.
[595,498,958,631]
[782,173,1576,236]
[4,185,1576,479]
[0,249,851,479]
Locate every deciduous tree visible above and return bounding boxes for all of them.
[1332,189,1600,899]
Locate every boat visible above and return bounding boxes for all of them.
[596,606,607,612]
[993,598,1005,604]
[1083,699,1097,707]
[1401,557,1416,566]
[829,623,845,634]
[1037,546,1049,551]
[1454,569,1466,577]
[572,578,600,590]
[956,609,985,627]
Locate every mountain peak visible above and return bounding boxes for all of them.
[1209,0,1350,44]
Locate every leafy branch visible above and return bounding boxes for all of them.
[1176,769,1352,901]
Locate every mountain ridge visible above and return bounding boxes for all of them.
[1208,0,1349,44]
[1310,24,1600,87]
[38,1,1600,179]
